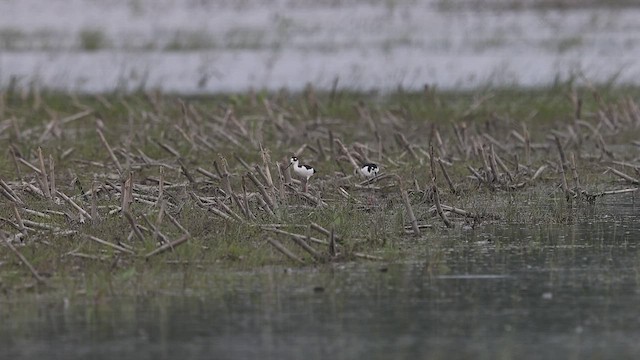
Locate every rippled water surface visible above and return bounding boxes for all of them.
[2,194,639,359]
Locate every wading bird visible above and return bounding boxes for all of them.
[356,163,379,178]
[285,156,316,192]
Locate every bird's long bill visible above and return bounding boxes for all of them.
[284,162,292,170]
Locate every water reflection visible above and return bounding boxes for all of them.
[2,195,640,359]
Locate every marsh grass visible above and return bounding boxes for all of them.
[1,85,640,296]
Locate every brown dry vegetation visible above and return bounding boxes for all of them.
[1,85,640,294]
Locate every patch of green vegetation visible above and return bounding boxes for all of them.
[1,84,640,299]
[79,29,108,51]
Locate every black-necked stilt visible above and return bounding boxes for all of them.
[356,163,379,178]
[285,156,316,192]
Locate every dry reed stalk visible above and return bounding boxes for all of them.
[241,177,256,220]
[123,210,145,243]
[557,153,573,198]
[593,188,639,197]
[178,160,195,184]
[482,133,509,153]
[310,222,342,242]
[329,228,337,257]
[140,214,170,245]
[434,158,456,194]
[48,154,56,197]
[569,152,581,191]
[522,123,531,166]
[467,165,494,190]
[493,151,513,182]
[400,185,420,236]
[334,138,360,171]
[290,234,323,261]
[157,166,165,207]
[554,135,568,170]
[17,157,41,174]
[191,193,233,222]
[97,128,123,173]
[121,172,133,215]
[531,165,548,181]
[56,190,92,221]
[289,186,327,207]
[264,227,328,245]
[91,181,99,225]
[606,167,640,185]
[489,145,500,183]
[432,184,452,228]
[163,214,189,237]
[260,145,274,188]
[0,178,22,204]
[395,132,420,162]
[12,203,26,235]
[246,171,276,213]
[155,200,166,243]
[254,165,272,191]
[266,237,305,264]
[86,234,135,254]
[1,231,47,284]
[145,234,190,259]
[9,146,22,179]
[195,167,219,182]
[215,197,244,222]
[37,147,51,199]
[156,140,182,158]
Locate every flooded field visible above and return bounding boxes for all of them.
[2,195,639,359]
[2,0,640,92]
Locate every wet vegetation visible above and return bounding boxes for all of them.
[1,84,640,297]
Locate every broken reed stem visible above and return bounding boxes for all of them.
[489,145,500,183]
[569,152,581,191]
[438,158,458,195]
[246,171,276,213]
[607,167,640,185]
[241,176,255,220]
[334,138,360,171]
[154,200,166,243]
[400,186,420,236]
[310,222,341,242]
[291,234,323,261]
[37,147,51,199]
[86,234,135,254]
[12,203,26,235]
[432,184,453,228]
[56,190,92,221]
[554,135,568,171]
[91,181,99,225]
[48,154,56,198]
[1,231,47,284]
[260,144,274,188]
[0,178,23,204]
[157,166,164,206]
[558,153,573,198]
[121,171,133,215]
[267,237,305,264]
[123,210,146,243]
[97,128,123,173]
[523,123,531,166]
[329,228,337,257]
[145,234,190,259]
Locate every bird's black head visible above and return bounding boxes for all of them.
[290,156,298,163]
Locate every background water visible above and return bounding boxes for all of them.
[1,0,640,93]
[2,194,639,359]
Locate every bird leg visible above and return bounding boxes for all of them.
[303,178,308,193]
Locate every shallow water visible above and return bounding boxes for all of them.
[2,0,640,92]
[2,194,640,359]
